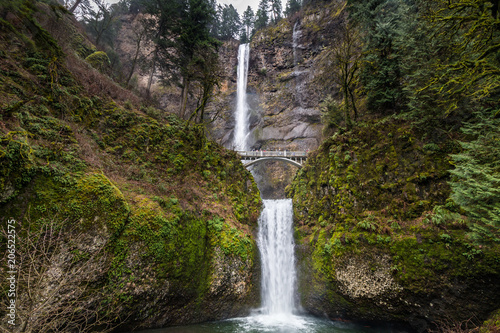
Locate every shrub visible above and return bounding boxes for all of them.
[85,51,111,74]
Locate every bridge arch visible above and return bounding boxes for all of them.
[242,157,303,168]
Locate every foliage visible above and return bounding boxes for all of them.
[255,0,269,30]
[287,118,451,226]
[242,6,255,40]
[449,112,500,242]
[0,2,262,329]
[316,12,360,130]
[349,0,408,114]
[143,0,221,120]
[424,0,500,115]
[319,95,344,135]
[285,0,302,17]
[269,0,282,23]
[217,4,240,40]
[85,50,111,74]
[479,308,500,333]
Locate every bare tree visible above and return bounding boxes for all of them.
[81,0,119,47]
[0,216,124,333]
[126,18,148,87]
[316,13,361,130]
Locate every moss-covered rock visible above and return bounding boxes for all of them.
[288,118,500,332]
[0,3,262,331]
[85,51,111,74]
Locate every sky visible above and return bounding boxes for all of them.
[217,0,288,16]
[104,0,284,18]
[217,0,260,15]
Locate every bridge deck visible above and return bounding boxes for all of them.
[236,150,308,167]
[236,150,308,158]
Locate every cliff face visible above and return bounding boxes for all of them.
[0,3,261,331]
[208,1,347,198]
[287,118,500,331]
[209,2,348,151]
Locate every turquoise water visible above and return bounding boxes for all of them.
[135,314,398,333]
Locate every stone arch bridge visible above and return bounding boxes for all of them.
[236,150,308,168]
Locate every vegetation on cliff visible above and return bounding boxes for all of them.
[286,0,500,331]
[0,1,261,331]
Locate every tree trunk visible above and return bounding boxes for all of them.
[179,77,190,119]
[126,35,143,86]
[69,0,83,13]
[146,48,158,99]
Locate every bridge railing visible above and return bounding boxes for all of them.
[236,150,308,158]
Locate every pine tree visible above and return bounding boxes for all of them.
[269,0,282,23]
[255,0,269,30]
[242,6,255,38]
[143,0,220,119]
[349,0,407,114]
[284,0,301,17]
[449,112,500,242]
[219,4,240,40]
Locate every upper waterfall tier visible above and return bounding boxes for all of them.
[233,43,250,151]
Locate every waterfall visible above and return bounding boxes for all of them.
[258,199,297,315]
[293,21,300,68]
[233,43,250,151]
[292,22,303,107]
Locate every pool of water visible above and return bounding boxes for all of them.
[133,201,408,333]
[134,313,401,333]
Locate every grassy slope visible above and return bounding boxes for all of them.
[0,1,261,330]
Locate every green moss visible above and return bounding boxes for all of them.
[479,308,500,333]
[291,116,500,325]
[25,172,130,232]
[0,3,263,326]
[71,32,96,58]
[85,51,111,74]
[208,217,255,262]
[288,119,451,226]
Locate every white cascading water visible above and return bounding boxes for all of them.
[258,199,297,315]
[292,22,303,107]
[233,42,308,331]
[233,43,250,151]
[293,21,301,68]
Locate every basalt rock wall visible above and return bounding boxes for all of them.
[207,1,348,198]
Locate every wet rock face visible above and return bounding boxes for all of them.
[207,3,347,150]
[207,6,346,197]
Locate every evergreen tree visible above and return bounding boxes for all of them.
[449,111,500,242]
[284,0,301,17]
[398,0,443,122]
[143,0,220,119]
[269,0,282,23]
[349,0,407,114]
[219,4,240,40]
[242,6,255,38]
[177,0,220,118]
[255,0,269,30]
[240,30,249,43]
[207,0,219,37]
